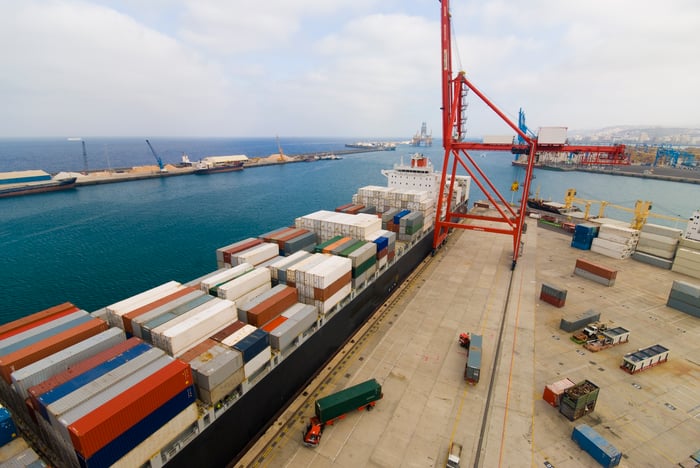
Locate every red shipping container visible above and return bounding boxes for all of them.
[210,321,246,343]
[539,292,566,308]
[335,203,353,212]
[223,239,263,264]
[0,318,108,384]
[575,258,617,280]
[345,204,365,214]
[247,287,298,327]
[261,226,295,243]
[275,228,310,250]
[543,378,576,407]
[68,359,193,458]
[313,271,352,301]
[262,316,287,333]
[0,302,78,341]
[122,287,197,334]
[27,337,143,410]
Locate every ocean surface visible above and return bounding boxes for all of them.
[1,137,698,323]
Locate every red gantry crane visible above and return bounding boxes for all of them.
[434,0,627,268]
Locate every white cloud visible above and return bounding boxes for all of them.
[0,0,698,137]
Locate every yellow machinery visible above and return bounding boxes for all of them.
[563,188,686,230]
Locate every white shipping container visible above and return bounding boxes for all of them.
[234,284,272,318]
[105,281,181,328]
[313,283,352,314]
[215,237,258,263]
[111,404,198,468]
[150,297,228,349]
[217,268,271,301]
[348,242,377,266]
[243,346,271,378]
[537,126,568,145]
[270,305,317,350]
[231,243,279,266]
[160,301,238,356]
[266,250,312,280]
[11,328,125,400]
[221,324,257,348]
[199,263,254,292]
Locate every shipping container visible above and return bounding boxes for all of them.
[105,281,182,328]
[216,238,263,266]
[232,329,270,363]
[559,380,599,421]
[138,294,213,343]
[0,406,18,447]
[11,327,125,401]
[0,303,78,341]
[571,424,621,467]
[0,310,92,357]
[199,263,254,293]
[149,297,230,349]
[465,334,482,384]
[185,342,243,392]
[209,321,246,344]
[270,304,317,350]
[560,309,601,332]
[216,268,271,301]
[243,346,271,379]
[121,286,198,334]
[221,324,257,348]
[131,290,209,339]
[542,378,576,407]
[315,379,383,423]
[0,318,108,384]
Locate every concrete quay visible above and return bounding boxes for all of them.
[238,209,700,468]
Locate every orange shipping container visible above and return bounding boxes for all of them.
[210,321,246,343]
[322,237,352,254]
[247,288,298,327]
[575,258,617,280]
[0,302,79,341]
[177,338,218,362]
[313,271,352,301]
[262,316,287,333]
[0,318,108,384]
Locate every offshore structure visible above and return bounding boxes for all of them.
[411,122,433,147]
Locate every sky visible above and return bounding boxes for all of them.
[1,0,699,138]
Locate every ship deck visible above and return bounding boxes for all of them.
[237,206,700,468]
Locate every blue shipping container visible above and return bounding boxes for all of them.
[77,385,196,468]
[571,424,621,467]
[373,236,389,251]
[233,329,270,362]
[0,407,17,447]
[393,210,411,225]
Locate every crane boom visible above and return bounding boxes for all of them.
[145,139,167,172]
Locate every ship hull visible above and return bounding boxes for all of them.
[167,231,434,467]
[0,178,77,198]
[194,164,244,175]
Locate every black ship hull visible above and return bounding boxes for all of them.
[194,165,244,175]
[168,231,435,467]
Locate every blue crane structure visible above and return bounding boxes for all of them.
[145,139,167,172]
[653,144,695,167]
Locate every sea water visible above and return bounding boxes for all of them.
[1,138,698,321]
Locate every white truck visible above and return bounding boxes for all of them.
[446,441,462,468]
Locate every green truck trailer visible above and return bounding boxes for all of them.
[303,378,383,447]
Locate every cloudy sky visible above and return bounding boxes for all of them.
[2,0,698,138]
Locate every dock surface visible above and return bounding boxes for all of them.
[238,209,700,468]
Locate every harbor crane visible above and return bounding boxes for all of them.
[434,0,627,268]
[145,139,167,173]
[81,141,88,175]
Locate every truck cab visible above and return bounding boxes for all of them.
[303,416,323,446]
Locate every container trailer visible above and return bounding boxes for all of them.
[303,378,382,447]
[464,334,482,384]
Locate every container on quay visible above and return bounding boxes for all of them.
[571,424,621,467]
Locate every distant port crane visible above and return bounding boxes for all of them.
[654,144,695,167]
[145,139,167,173]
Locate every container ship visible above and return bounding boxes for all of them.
[0,170,77,198]
[193,155,249,175]
[0,154,470,467]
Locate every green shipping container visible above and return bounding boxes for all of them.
[315,379,382,423]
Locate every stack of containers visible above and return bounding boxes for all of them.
[178,338,244,405]
[391,210,411,233]
[0,441,44,467]
[293,254,352,315]
[338,240,377,288]
[315,236,353,254]
[559,309,601,332]
[672,236,700,279]
[133,293,213,342]
[266,251,312,285]
[149,297,237,356]
[199,263,254,296]
[284,254,329,288]
[559,380,599,421]
[539,283,567,308]
[261,227,316,256]
[216,238,263,268]
[398,211,424,242]
[666,280,700,318]
[574,258,617,286]
[218,327,271,381]
[0,406,17,448]
[295,211,381,243]
[104,281,185,330]
[268,303,317,351]
[216,267,271,302]
[228,242,279,267]
[632,223,683,269]
[118,286,201,336]
[381,208,400,231]
[542,377,576,407]
[367,229,397,266]
[570,223,599,250]
[352,186,394,213]
[236,284,297,327]
[49,348,196,468]
[353,187,434,223]
[591,223,639,259]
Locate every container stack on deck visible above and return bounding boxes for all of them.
[666,280,700,318]
[632,223,682,269]
[590,223,639,259]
